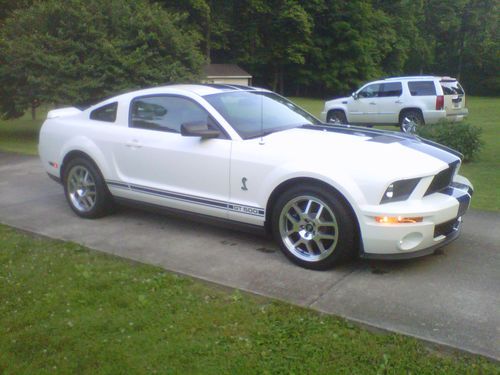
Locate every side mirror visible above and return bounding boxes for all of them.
[181,121,220,139]
[352,92,358,100]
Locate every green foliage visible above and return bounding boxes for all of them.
[0,0,204,119]
[416,121,483,162]
[1,0,498,115]
[1,225,497,373]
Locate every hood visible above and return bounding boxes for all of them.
[326,96,350,105]
[261,125,461,184]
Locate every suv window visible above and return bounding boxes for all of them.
[90,102,117,122]
[358,83,381,98]
[408,81,436,96]
[130,95,215,134]
[380,82,402,97]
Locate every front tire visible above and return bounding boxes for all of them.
[272,185,356,270]
[327,110,347,125]
[63,157,113,218]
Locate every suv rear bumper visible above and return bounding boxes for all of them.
[424,108,468,124]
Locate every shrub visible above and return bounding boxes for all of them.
[416,121,483,162]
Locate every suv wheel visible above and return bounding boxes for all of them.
[400,110,424,133]
[327,110,347,125]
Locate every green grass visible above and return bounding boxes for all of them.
[0,225,497,374]
[292,96,500,212]
[0,98,498,210]
[0,105,51,155]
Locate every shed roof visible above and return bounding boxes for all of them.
[204,64,252,78]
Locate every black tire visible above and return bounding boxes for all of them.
[271,184,356,270]
[327,110,347,125]
[63,157,113,218]
[399,109,424,133]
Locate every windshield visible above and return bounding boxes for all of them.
[204,91,320,139]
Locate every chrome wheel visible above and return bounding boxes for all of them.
[401,117,417,133]
[67,165,97,212]
[279,195,339,262]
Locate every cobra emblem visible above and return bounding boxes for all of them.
[241,177,248,191]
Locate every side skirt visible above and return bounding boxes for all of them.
[113,196,268,237]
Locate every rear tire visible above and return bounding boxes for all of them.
[63,157,113,218]
[400,110,424,133]
[327,110,347,125]
[271,184,356,270]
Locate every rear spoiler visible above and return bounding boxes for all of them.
[47,107,82,119]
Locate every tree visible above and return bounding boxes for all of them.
[295,0,395,97]
[0,0,204,119]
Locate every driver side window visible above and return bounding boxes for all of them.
[130,95,213,134]
[358,84,381,98]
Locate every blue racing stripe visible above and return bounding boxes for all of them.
[106,180,265,217]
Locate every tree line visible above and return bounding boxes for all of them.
[163,0,498,97]
[0,0,497,119]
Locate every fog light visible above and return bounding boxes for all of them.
[375,216,423,224]
[398,232,424,250]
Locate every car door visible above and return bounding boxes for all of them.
[375,82,404,124]
[349,83,381,124]
[111,94,231,219]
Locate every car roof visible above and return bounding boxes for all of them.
[84,84,268,112]
[119,83,265,99]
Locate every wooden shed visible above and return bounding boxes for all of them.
[203,64,252,86]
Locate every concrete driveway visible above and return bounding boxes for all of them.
[0,152,498,361]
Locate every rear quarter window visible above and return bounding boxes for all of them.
[90,102,118,122]
[408,81,436,96]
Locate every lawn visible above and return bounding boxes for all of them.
[0,98,498,211]
[0,225,497,374]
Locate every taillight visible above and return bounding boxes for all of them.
[436,95,444,110]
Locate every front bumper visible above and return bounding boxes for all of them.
[358,179,472,259]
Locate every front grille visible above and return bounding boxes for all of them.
[434,218,459,238]
[425,160,459,196]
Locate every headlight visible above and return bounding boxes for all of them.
[380,178,420,204]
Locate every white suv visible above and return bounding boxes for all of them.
[321,76,468,132]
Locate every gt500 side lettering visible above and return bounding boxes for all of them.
[230,205,264,216]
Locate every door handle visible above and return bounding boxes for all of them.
[125,139,142,149]
[395,100,403,104]
[369,102,376,105]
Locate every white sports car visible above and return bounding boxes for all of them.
[39,84,473,269]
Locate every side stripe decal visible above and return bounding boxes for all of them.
[106,180,265,217]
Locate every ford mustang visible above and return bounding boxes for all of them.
[39,84,473,269]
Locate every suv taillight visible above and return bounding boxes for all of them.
[436,95,444,110]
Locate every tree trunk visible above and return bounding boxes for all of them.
[31,101,36,120]
[206,0,212,63]
[278,69,284,94]
[272,71,278,92]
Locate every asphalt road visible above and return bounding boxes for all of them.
[0,152,498,361]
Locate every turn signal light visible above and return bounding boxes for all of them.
[375,216,423,224]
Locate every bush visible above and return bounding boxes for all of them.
[416,121,483,162]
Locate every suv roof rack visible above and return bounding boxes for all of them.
[384,76,435,81]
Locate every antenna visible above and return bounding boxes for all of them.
[259,92,265,145]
